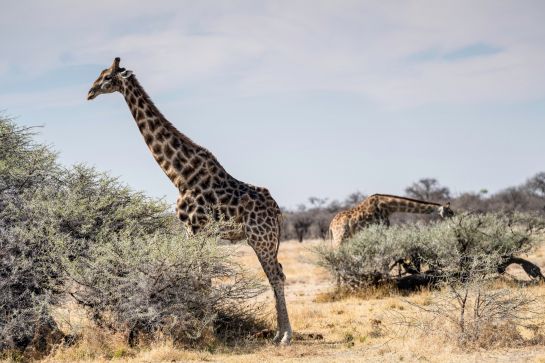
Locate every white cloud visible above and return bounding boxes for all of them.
[2,0,545,108]
[2,1,544,207]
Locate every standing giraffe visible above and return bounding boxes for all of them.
[87,58,292,344]
[329,194,454,247]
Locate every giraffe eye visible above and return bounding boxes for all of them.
[104,75,112,81]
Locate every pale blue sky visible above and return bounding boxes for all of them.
[1,1,544,208]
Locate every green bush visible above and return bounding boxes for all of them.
[0,118,63,354]
[59,219,266,345]
[316,212,545,290]
[0,115,265,356]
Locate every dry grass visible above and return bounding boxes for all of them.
[18,239,545,362]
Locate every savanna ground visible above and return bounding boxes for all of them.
[36,237,545,363]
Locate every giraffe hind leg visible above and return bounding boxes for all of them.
[249,238,292,345]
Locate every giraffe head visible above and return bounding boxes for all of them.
[87,57,133,100]
[438,202,454,218]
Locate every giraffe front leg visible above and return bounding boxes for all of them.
[330,226,342,248]
[250,241,292,345]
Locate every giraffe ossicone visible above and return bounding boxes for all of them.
[87,57,292,345]
[329,194,454,247]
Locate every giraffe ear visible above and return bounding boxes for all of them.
[119,69,133,78]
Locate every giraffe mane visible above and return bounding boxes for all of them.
[370,193,442,206]
[130,75,214,152]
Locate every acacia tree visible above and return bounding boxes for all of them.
[308,196,328,208]
[344,191,366,208]
[525,173,545,211]
[405,178,451,201]
[313,213,332,240]
[293,214,313,242]
[526,172,545,197]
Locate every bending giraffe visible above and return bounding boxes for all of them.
[329,194,454,247]
[87,58,292,344]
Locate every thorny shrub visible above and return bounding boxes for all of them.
[0,116,267,359]
[316,212,545,290]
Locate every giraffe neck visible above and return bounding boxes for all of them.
[374,194,441,215]
[119,76,227,191]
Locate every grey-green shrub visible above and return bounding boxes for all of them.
[0,118,64,354]
[0,115,265,355]
[59,219,266,344]
[316,212,545,289]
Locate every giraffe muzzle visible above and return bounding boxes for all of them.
[87,89,97,100]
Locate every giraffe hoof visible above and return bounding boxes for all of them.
[280,334,292,346]
[272,331,282,343]
[273,330,292,345]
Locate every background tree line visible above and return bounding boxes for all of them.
[281,175,545,242]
